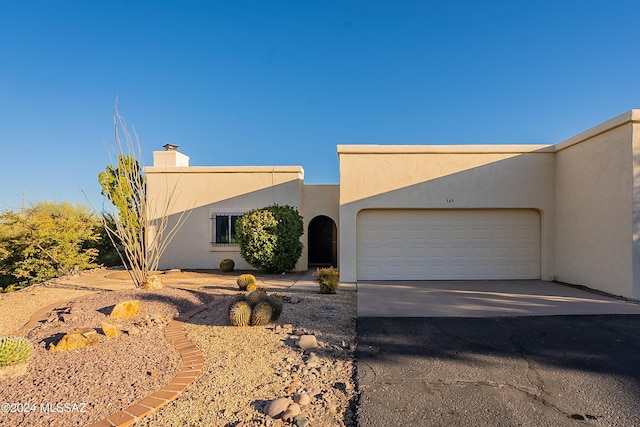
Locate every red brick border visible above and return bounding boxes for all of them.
[16,291,219,427]
[85,300,218,426]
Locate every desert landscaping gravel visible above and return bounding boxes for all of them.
[0,269,358,427]
[140,291,358,427]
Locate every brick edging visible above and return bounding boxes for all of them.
[86,300,218,427]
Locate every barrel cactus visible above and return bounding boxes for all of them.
[0,337,33,367]
[267,294,284,321]
[229,301,252,326]
[228,293,247,314]
[219,258,235,273]
[237,274,256,291]
[247,288,267,307]
[251,301,273,326]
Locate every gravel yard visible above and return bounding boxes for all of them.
[0,269,357,427]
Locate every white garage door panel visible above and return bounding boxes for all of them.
[357,210,540,280]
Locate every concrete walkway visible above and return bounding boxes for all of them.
[289,269,356,292]
[357,280,640,317]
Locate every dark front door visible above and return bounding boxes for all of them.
[308,216,337,267]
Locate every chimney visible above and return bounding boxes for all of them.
[153,144,190,167]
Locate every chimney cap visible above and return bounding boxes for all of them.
[163,143,179,151]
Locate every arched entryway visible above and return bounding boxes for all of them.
[308,215,337,267]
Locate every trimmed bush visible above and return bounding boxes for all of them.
[236,204,304,273]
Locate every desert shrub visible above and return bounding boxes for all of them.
[89,213,123,267]
[236,204,303,273]
[0,202,100,286]
[313,266,340,294]
[219,258,235,272]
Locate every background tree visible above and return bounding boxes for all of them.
[93,105,190,287]
[0,202,100,288]
[236,204,304,273]
[98,154,144,233]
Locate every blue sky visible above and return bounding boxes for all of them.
[1,0,639,210]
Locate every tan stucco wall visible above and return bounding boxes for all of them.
[338,145,556,282]
[145,110,640,298]
[555,111,640,298]
[145,165,305,270]
[633,121,640,299]
[301,185,340,268]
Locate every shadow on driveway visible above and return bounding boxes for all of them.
[356,315,640,426]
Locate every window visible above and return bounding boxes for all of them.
[213,213,242,245]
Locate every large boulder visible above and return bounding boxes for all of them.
[49,327,99,352]
[110,300,141,319]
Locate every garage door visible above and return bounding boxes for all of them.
[357,209,540,280]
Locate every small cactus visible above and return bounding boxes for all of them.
[247,288,267,307]
[219,258,235,273]
[246,282,257,292]
[0,337,33,367]
[228,293,247,314]
[251,302,273,326]
[267,294,284,321]
[237,274,256,291]
[229,301,252,326]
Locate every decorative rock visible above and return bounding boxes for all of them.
[282,403,301,421]
[110,300,141,319]
[60,313,77,323]
[294,415,310,427]
[298,335,318,350]
[306,353,320,367]
[263,397,293,419]
[100,321,121,338]
[293,393,310,405]
[69,305,84,315]
[141,275,164,290]
[127,326,141,336]
[49,327,99,352]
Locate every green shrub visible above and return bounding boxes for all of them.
[313,266,340,294]
[0,337,33,367]
[0,202,100,285]
[219,258,235,272]
[236,204,304,273]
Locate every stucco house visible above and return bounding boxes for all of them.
[146,110,640,299]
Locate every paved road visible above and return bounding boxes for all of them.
[356,315,640,427]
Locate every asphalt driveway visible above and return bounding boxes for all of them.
[355,281,640,426]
